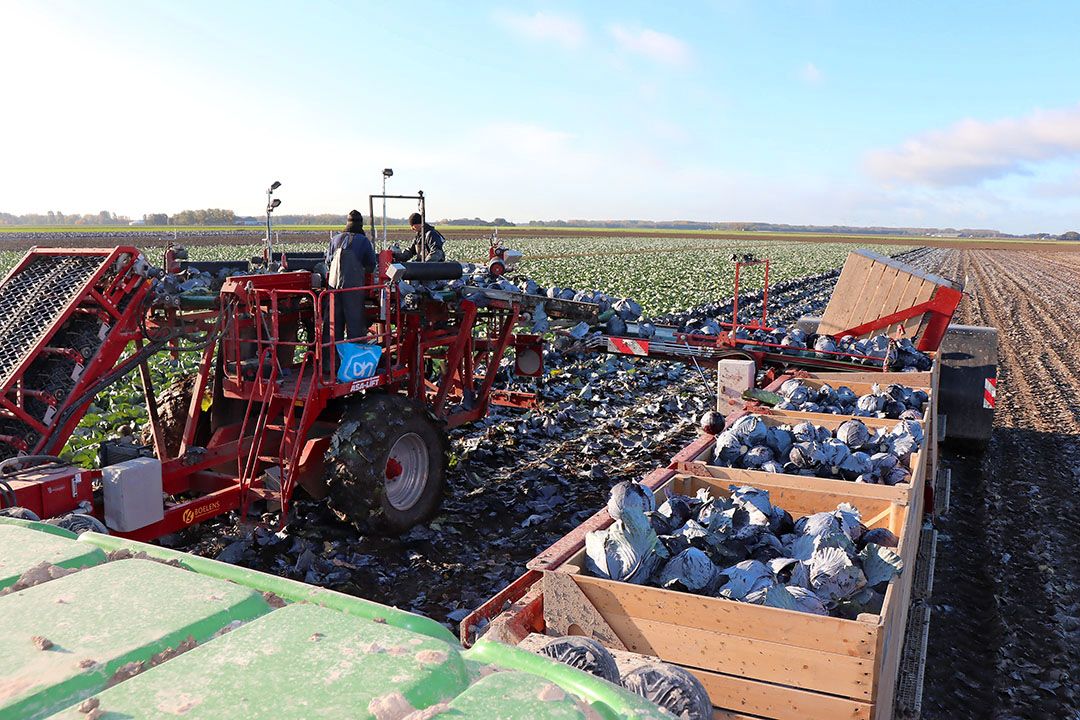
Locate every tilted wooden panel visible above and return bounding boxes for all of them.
[818,250,957,341]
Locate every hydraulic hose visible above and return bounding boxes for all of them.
[0,455,65,476]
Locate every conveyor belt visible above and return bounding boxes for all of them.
[0,249,148,462]
[0,254,105,387]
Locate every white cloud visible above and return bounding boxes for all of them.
[609,25,692,67]
[496,10,585,49]
[865,103,1080,186]
[800,62,823,85]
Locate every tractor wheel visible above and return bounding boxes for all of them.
[324,393,447,534]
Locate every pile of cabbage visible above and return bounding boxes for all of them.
[446,272,645,335]
[774,379,928,420]
[689,324,931,371]
[711,414,923,485]
[584,481,903,618]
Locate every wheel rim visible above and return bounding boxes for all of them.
[384,432,429,511]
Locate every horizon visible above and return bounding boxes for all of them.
[3,2,1080,235]
[0,209,1033,235]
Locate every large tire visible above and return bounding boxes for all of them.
[324,393,447,534]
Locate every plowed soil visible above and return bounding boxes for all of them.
[906,249,1080,718]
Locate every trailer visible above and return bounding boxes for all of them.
[463,250,989,719]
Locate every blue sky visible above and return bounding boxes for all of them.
[2,1,1080,233]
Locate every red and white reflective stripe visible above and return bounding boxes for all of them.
[607,337,650,356]
[983,377,997,409]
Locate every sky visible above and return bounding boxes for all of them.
[2,1,1080,234]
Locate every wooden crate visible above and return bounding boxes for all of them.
[671,411,927,507]
[547,473,922,720]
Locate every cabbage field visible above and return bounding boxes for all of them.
[0,235,915,316]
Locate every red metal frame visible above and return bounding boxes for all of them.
[833,285,962,352]
[0,247,151,461]
[731,258,770,331]
[0,242,551,538]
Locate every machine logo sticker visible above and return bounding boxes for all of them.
[182,501,221,525]
[349,377,381,392]
[348,359,378,379]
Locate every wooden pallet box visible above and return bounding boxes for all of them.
[545,473,922,720]
[671,411,928,508]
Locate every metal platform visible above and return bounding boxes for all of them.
[934,467,952,517]
[895,522,938,717]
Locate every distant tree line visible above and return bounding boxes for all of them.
[166,209,236,225]
[522,219,1034,238]
[0,210,132,225]
[1,208,1075,239]
[441,217,516,227]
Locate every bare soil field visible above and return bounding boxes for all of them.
[905,249,1080,718]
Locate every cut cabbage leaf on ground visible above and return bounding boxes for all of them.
[585,483,903,617]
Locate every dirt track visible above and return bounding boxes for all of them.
[909,249,1080,718]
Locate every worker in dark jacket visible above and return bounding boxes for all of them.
[324,210,377,345]
[395,212,446,262]
[325,209,377,272]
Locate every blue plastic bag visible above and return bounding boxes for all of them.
[336,343,383,383]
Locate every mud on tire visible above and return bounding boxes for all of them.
[324,393,448,534]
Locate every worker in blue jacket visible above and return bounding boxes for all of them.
[324,210,377,346]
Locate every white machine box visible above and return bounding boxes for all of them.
[103,457,164,532]
[717,358,756,394]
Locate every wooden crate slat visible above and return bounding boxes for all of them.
[670,467,911,509]
[670,473,902,518]
[571,572,879,658]
[854,265,901,330]
[901,282,938,339]
[881,275,926,339]
[805,370,934,386]
[846,262,889,330]
[599,612,875,699]
[818,253,879,335]
[694,666,873,720]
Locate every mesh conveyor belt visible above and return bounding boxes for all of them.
[0,256,105,388]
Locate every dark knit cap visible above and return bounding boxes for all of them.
[408,212,423,226]
[344,209,364,234]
